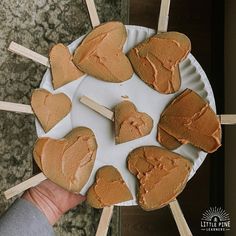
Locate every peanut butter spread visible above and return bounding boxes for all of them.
[87,166,133,208]
[49,43,83,89]
[31,89,71,132]
[157,127,181,150]
[127,146,192,211]
[114,101,153,144]
[158,89,221,153]
[128,32,191,94]
[33,127,97,193]
[73,21,133,83]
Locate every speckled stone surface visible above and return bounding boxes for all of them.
[0,0,128,235]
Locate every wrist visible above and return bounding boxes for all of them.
[22,187,62,225]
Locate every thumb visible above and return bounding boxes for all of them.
[66,193,86,210]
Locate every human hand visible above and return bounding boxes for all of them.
[22,179,86,225]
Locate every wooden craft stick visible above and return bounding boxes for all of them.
[85,0,100,28]
[218,114,236,125]
[169,199,193,236]
[80,96,114,121]
[157,0,171,33]
[0,101,33,114]
[95,206,114,236]
[4,173,47,200]
[8,42,49,67]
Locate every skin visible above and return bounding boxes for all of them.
[22,179,86,225]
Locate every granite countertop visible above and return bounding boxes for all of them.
[0,0,128,235]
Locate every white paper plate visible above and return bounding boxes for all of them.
[37,25,216,206]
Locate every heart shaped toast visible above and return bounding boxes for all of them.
[128,32,191,94]
[87,166,133,208]
[31,89,71,132]
[114,101,153,144]
[33,127,97,193]
[49,43,84,89]
[127,146,192,211]
[73,21,133,83]
[158,89,221,153]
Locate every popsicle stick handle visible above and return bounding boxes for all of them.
[157,0,171,33]
[0,101,33,114]
[85,0,100,28]
[169,199,192,236]
[80,96,114,121]
[95,206,114,236]
[219,114,236,125]
[8,42,50,67]
[4,173,47,200]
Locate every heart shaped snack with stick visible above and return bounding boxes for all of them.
[127,146,192,211]
[157,89,222,153]
[73,21,133,83]
[87,166,133,208]
[114,100,153,144]
[31,89,71,132]
[128,32,191,94]
[49,43,84,89]
[33,127,97,193]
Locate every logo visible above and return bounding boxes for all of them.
[201,207,230,232]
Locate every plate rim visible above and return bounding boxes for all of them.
[37,25,216,207]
